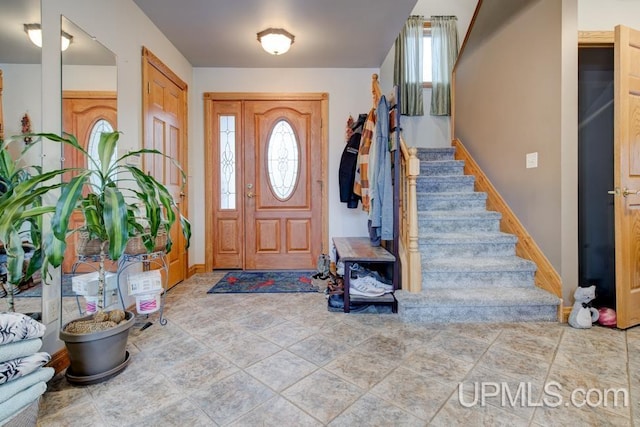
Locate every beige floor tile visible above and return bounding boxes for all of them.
[190,371,275,425]
[229,396,323,427]
[168,351,239,391]
[401,346,475,383]
[289,334,351,366]
[427,331,492,363]
[474,346,551,382]
[257,320,316,347]
[282,369,364,424]
[369,366,455,421]
[429,390,530,427]
[124,398,215,427]
[328,393,424,426]
[245,350,317,391]
[491,329,560,362]
[324,347,399,389]
[213,333,281,368]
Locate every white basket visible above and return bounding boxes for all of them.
[128,270,163,296]
[135,291,161,315]
[72,272,117,296]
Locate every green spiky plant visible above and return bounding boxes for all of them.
[0,137,64,312]
[39,131,191,312]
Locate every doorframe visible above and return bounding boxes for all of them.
[203,92,329,272]
[141,47,190,283]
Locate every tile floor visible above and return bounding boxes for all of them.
[38,272,640,426]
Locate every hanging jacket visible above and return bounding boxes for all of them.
[369,95,393,245]
[353,108,376,213]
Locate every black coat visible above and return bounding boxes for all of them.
[339,131,362,208]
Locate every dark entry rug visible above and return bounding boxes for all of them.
[207,271,319,293]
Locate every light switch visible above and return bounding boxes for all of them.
[526,152,538,169]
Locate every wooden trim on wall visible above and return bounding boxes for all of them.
[62,91,117,100]
[188,264,206,277]
[452,138,563,300]
[47,348,69,376]
[578,31,614,46]
[142,47,188,91]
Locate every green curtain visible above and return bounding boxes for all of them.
[394,15,424,116]
[430,16,459,116]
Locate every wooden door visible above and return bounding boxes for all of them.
[62,91,117,274]
[205,94,327,271]
[613,25,640,329]
[244,100,322,269]
[142,48,188,289]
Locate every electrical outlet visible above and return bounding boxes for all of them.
[526,152,538,169]
[43,299,59,324]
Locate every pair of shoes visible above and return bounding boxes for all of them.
[349,276,386,297]
[327,276,344,295]
[312,272,329,280]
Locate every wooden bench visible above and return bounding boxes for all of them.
[332,237,397,313]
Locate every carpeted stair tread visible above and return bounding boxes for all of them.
[418,210,502,220]
[416,147,456,161]
[420,160,465,176]
[417,192,487,211]
[416,175,475,193]
[423,256,536,272]
[396,287,560,323]
[419,232,518,244]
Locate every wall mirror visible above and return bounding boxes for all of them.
[0,0,43,317]
[60,16,117,326]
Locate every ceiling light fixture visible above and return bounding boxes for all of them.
[257,28,294,55]
[24,23,73,51]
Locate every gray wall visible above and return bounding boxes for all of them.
[454,0,578,302]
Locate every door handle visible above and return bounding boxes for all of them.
[247,191,255,198]
[608,187,640,197]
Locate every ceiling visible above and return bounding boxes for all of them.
[132,0,419,68]
[0,0,418,68]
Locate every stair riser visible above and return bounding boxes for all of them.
[420,242,516,259]
[421,270,535,288]
[416,149,455,162]
[398,304,558,323]
[417,178,475,193]
[418,197,486,211]
[420,164,464,176]
[419,219,500,233]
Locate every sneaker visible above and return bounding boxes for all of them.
[349,276,386,297]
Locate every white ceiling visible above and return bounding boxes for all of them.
[132,0,419,68]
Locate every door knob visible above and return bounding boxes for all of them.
[247,191,255,198]
[608,187,640,197]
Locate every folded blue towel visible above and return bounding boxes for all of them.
[0,313,46,345]
[0,367,54,404]
[0,339,42,363]
[0,381,46,423]
[0,352,50,385]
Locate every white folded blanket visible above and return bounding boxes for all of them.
[0,339,42,363]
[0,313,46,345]
[0,352,50,385]
[0,367,54,404]
[0,381,46,424]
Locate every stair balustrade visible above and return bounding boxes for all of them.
[399,134,422,292]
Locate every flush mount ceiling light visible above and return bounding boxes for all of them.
[24,23,73,51]
[257,28,294,55]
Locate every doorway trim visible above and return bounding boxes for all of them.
[203,92,329,272]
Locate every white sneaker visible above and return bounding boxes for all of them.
[349,276,386,297]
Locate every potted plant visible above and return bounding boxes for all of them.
[39,131,191,385]
[0,137,64,313]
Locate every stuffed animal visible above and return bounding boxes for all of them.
[568,285,599,329]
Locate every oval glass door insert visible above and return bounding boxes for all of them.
[267,120,299,200]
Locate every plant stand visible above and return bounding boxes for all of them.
[117,251,168,325]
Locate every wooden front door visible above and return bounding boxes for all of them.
[613,25,640,329]
[62,91,117,274]
[205,94,328,271]
[142,48,188,289]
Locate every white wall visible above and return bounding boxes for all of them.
[578,0,640,30]
[379,0,478,148]
[62,65,117,91]
[191,67,377,264]
[40,0,192,354]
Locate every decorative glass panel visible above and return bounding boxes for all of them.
[87,119,115,191]
[219,115,236,209]
[267,120,299,200]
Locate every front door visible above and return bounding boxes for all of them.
[205,94,328,271]
[142,48,188,289]
[613,25,640,328]
[62,91,117,274]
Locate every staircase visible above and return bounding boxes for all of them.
[395,147,561,323]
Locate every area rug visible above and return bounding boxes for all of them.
[207,271,319,293]
[11,274,75,298]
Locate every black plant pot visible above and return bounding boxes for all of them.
[60,311,135,385]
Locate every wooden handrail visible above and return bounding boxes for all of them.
[398,133,421,292]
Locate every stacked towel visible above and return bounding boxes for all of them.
[0,312,52,426]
